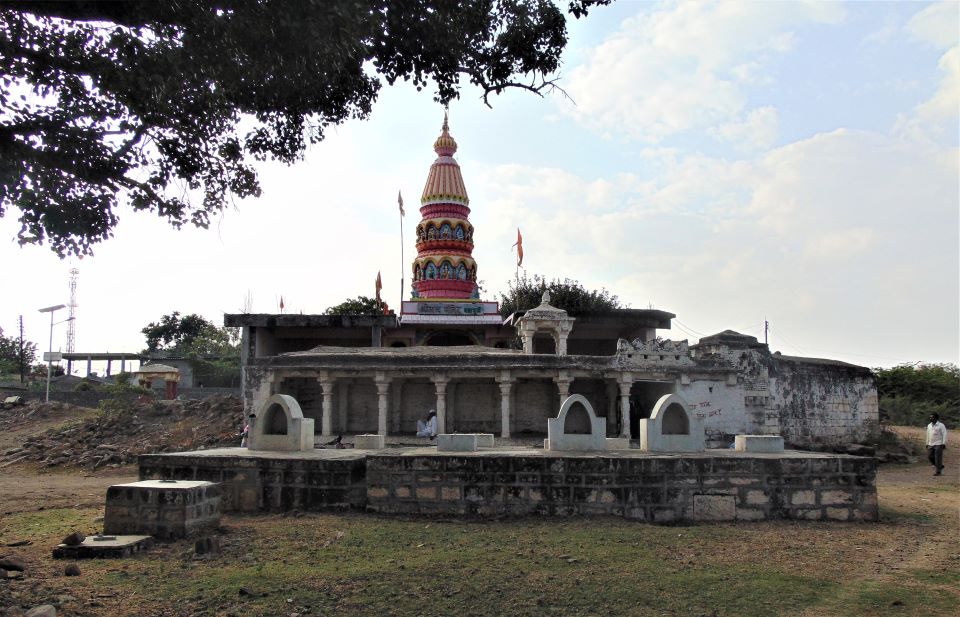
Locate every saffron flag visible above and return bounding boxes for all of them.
[512,228,524,267]
[279,296,285,312]
[397,190,405,217]
[375,271,383,302]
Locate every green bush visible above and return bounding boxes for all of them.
[876,363,959,427]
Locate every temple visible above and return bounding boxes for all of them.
[225,114,879,448]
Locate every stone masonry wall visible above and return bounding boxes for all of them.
[139,453,367,513]
[365,453,877,523]
[769,358,879,446]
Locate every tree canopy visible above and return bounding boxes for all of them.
[498,273,623,318]
[141,311,238,356]
[0,326,36,377]
[325,295,385,316]
[875,363,959,426]
[0,0,608,256]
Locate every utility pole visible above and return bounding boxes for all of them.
[18,315,25,383]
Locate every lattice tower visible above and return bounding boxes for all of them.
[66,268,78,353]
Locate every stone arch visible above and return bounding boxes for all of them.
[248,394,314,452]
[547,394,605,451]
[638,394,704,452]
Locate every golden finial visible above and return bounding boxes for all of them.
[442,107,449,132]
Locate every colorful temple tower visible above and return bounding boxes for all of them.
[400,113,503,332]
[411,113,479,300]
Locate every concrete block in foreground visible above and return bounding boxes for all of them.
[735,435,785,453]
[104,480,220,540]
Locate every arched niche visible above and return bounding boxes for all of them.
[248,394,315,452]
[546,394,605,451]
[638,394,704,452]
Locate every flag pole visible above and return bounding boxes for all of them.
[398,190,405,310]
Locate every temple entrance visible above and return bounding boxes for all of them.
[423,331,476,346]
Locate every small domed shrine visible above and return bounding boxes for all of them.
[411,112,478,300]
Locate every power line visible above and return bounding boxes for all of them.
[673,319,705,337]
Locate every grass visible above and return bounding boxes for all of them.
[3,510,956,617]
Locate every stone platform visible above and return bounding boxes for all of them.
[139,446,877,523]
[104,480,221,539]
[53,535,154,559]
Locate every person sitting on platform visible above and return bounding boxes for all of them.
[417,410,438,439]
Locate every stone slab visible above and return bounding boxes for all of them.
[354,434,385,450]
[735,435,785,453]
[474,434,495,448]
[605,438,631,450]
[693,495,736,521]
[436,434,477,452]
[52,535,154,559]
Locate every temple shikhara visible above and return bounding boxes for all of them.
[225,114,879,448]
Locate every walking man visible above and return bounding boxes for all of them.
[926,413,948,476]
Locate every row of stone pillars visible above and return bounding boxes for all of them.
[305,372,636,439]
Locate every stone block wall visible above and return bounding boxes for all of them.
[139,454,367,513]
[104,481,220,539]
[769,358,879,446]
[365,453,877,523]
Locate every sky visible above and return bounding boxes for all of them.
[1,0,958,373]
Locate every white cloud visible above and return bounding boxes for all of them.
[894,44,959,141]
[563,1,844,144]
[906,0,959,49]
[471,127,958,365]
[710,106,779,150]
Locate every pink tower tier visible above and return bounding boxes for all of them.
[411,114,479,300]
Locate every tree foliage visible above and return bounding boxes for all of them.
[141,311,238,356]
[0,0,608,256]
[875,363,959,426]
[325,296,384,316]
[498,273,623,318]
[0,327,37,375]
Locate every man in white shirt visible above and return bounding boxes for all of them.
[417,409,438,439]
[925,413,948,476]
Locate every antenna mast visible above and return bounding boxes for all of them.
[66,268,79,354]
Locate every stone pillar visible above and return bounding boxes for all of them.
[337,380,349,434]
[106,359,112,376]
[554,370,571,403]
[606,381,619,436]
[120,357,126,373]
[432,376,449,434]
[618,379,633,439]
[67,358,73,376]
[375,373,390,436]
[498,371,514,438]
[520,327,534,354]
[86,356,92,377]
[319,377,335,437]
[391,379,403,434]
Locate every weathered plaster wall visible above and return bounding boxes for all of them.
[451,380,499,433]
[768,357,879,446]
[512,379,555,434]
[346,381,378,433]
[676,378,749,446]
[394,380,435,434]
